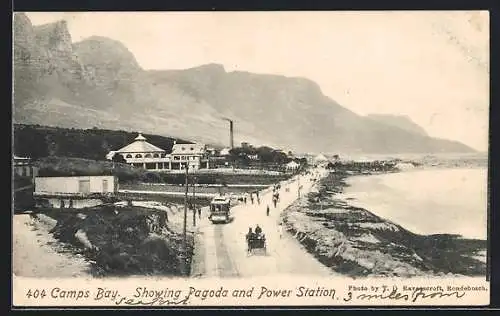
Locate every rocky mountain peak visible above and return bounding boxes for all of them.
[73,36,142,72]
[13,13,35,50]
[34,20,73,54]
[13,12,33,33]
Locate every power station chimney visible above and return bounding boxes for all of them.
[221,117,234,149]
[229,120,234,149]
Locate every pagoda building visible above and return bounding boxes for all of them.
[110,133,171,170]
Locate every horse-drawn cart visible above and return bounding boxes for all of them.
[247,235,267,255]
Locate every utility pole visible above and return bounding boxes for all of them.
[217,177,222,196]
[192,176,197,227]
[181,163,189,276]
[298,173,301,199]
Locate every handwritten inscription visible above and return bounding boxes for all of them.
[115,295,190,306]
[343,285,468,303]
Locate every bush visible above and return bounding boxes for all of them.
[48,207,191,276]
[140,172,162,183]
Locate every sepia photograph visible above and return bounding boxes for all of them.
[12,11,489,307]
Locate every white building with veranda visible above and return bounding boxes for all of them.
[170,143,210,170]
[107,133,210,171]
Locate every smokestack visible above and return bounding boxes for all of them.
[221,117,234,149]
[229,120,234,149]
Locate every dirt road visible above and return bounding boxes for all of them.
[196,168,337,278]
[13,214,92,278]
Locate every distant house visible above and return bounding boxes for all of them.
[285,160,300,172]
[13,155,38,180]
[220,148,231,156]
[314,154,329,165]
[13,155,38,211]
[34,175,119,209]
[206,147,219,156]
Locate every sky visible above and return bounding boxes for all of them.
[24,11,489,151]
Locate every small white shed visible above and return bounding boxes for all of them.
[35,175,118,195]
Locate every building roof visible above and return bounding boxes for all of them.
[220,148,231,156]
[35,175,117,179]
[171,143,206,155]
[116,133,165,153]
[106,151,116,160]
[314,154,328,161]
[13,155,31,166]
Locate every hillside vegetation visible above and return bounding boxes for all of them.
[14,124,191,161]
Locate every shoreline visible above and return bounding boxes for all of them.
[342,166,487,240]
[281,167,487,278]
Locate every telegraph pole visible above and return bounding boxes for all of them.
[181,163,189,276]
[192,176,197,227]
[297,171,301,199]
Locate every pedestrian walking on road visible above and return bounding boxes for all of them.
[198,207,201,219]
[278,223,283,239]
[255,224,262,236]
[266,205,270,216]
[250,194,254,204]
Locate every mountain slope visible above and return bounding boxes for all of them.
[12,13,475,154]
[366,114,428,136]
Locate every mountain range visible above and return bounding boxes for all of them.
[12,13,475,154]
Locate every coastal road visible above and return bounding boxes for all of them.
[196,167,337,278]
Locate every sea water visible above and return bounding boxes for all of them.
[343,168,488,240]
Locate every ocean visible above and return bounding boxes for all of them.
[343,167,488,240]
